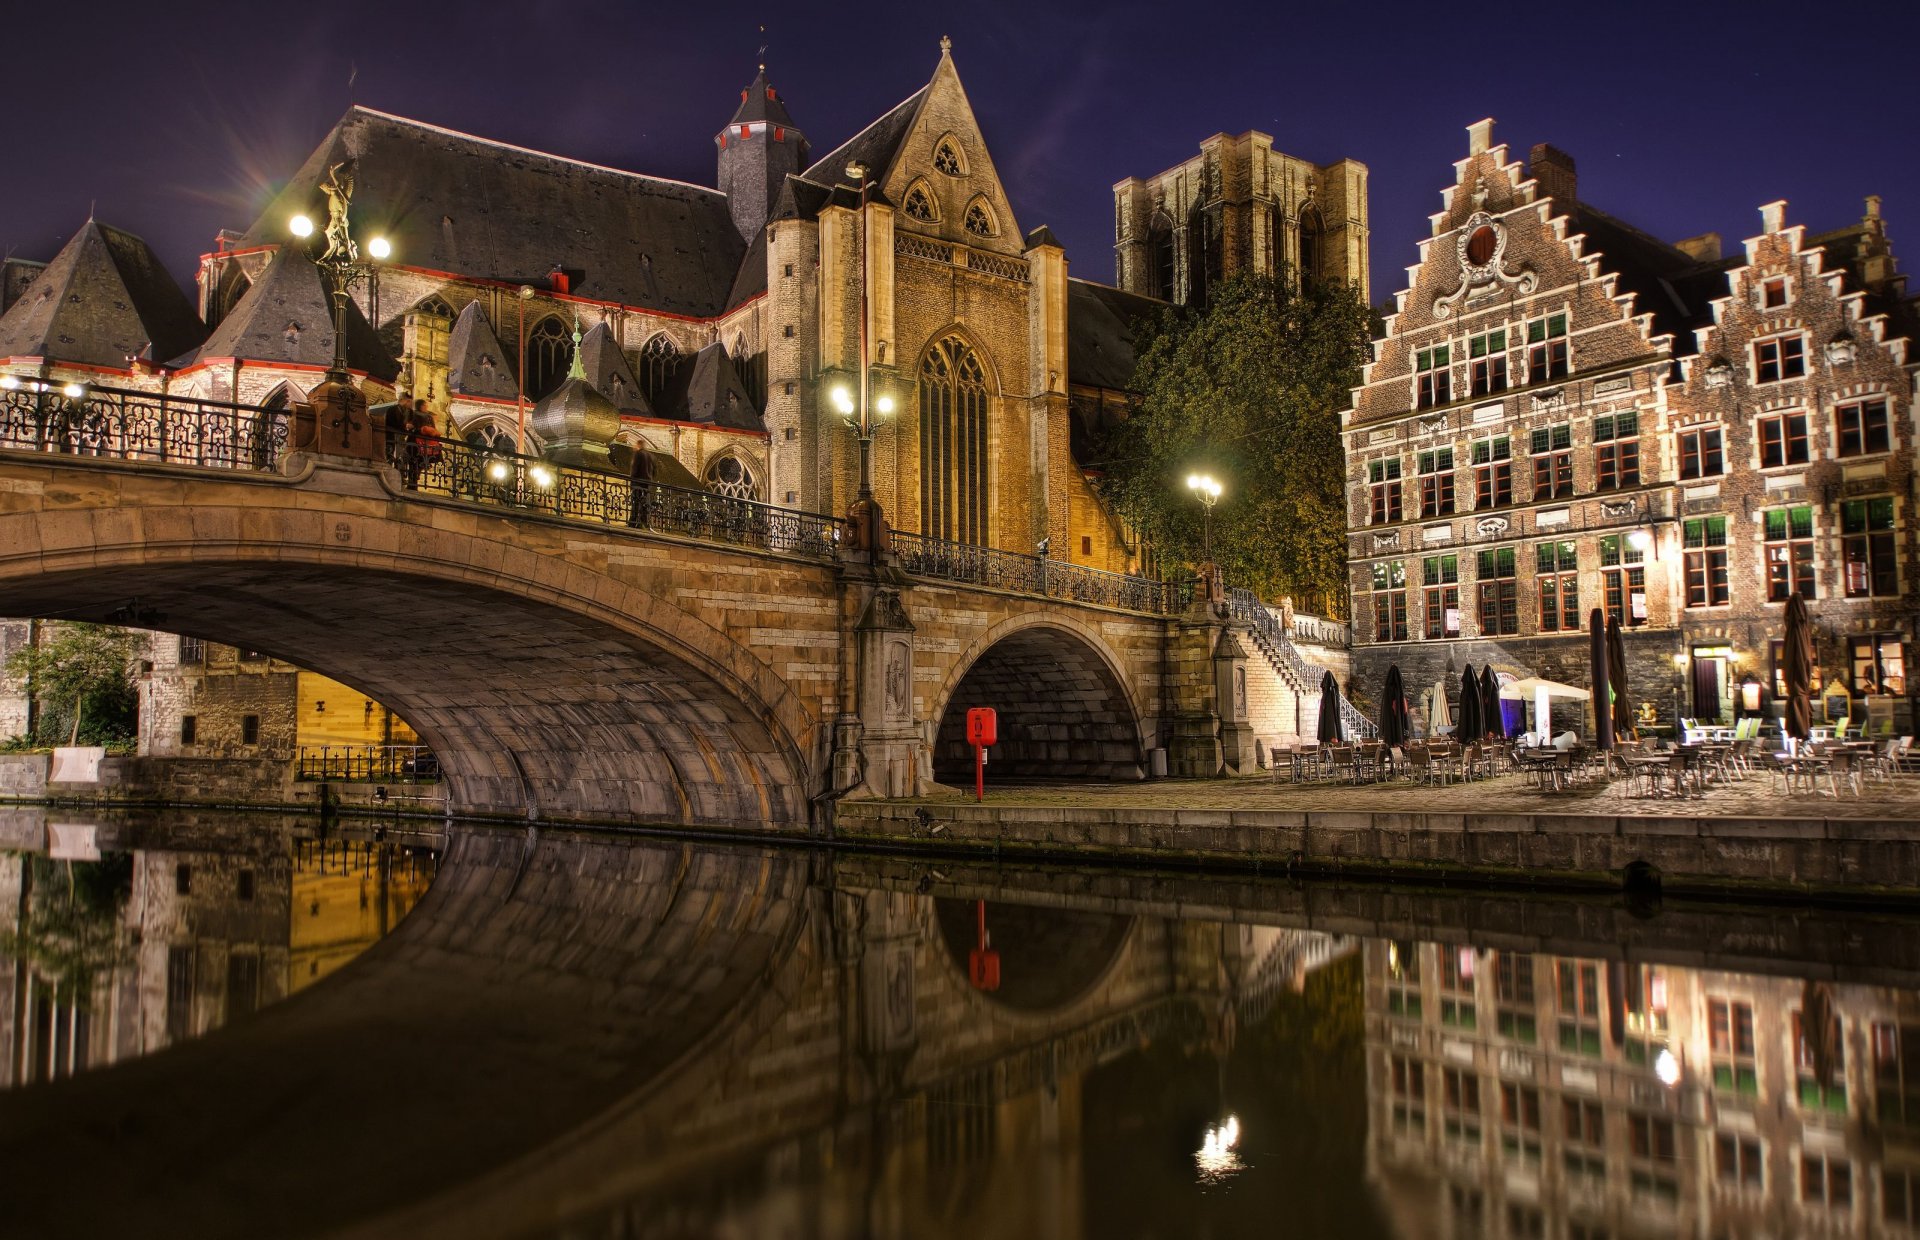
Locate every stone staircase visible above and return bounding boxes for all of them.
[1228,588,1375,747]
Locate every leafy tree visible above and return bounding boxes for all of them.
[1099,271,1373,615]
[4,623,144,747]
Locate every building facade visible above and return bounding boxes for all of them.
[1344,120,1917,734]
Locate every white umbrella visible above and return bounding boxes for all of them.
[1499,677,1591,744]
[1429,678,1453,736]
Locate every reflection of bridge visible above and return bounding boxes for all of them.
[0,392,1359,825]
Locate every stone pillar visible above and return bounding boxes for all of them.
[1166,593,1257,778]
[852,584,922,798]
[292,378,378,461]
[1214,629,1256,774]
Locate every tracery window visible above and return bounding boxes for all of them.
[964,200,995,238]
[933,140,963,176]
[920,336,990,544]
[639,334,681,408]
[464,421,515,453]
[525,316,570,400]
[1297,203,1324,287]
[904,183,937,222]
[704,454,759,501]
[1148,213,1176,301]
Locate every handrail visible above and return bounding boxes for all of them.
[891,529,1192,615]
[1228,587,1375,738]
[295,744,440,783]
[0,378,289,472]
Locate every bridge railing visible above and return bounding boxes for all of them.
[0,379,288,471]
[890,529,1193,615]
[405,439,846,560]
[295,744,440,783]
[1227,586,1375,738]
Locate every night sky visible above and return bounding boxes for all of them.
[7,0,1918,308]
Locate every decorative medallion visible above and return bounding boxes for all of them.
[1373,529,1401,550]
[1418,414,1449,436]
[1703,359,1732,390]
[1826,335,1857,366]
[1433,211,1536,318]
[1475,516,1509,536]
[1599,498,1638,520]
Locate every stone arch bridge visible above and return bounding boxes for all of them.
[0,385,1345,827]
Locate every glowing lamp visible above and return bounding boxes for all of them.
[831,386,855,415]
[0,375,18,390]
[289,215,314,238]
[487,461,510,482]
[876,394,895,416]
[366,236,391,260]
[1628,529,1653,552]
[61,383,85,399]
[529,465,555,489]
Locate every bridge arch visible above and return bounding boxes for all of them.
[931,614,1147,783]
[0,464,820,827]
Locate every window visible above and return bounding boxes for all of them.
[1438,944,1475,1028]
[1500,1083,1542,1165]
[1628,1112,1679,1202]
[1754,334,1806,383]
[1678,425,1724,479]
[1708,998,1758,1095]
[1417,448,1455,517]
[1372,562,1408,642]
[963,200,995,238]
[1476,547,1518,636]
[933,139,963,175]
[1801,1155,1852,1209]
[1297,204,1324,287]
[1536,541,1579,631]
[903,182,937,222]
[237,869,255,902]
[176,863,192,895]
[1621,963,1669,1067]
[1600,535,1647,626]
[1530,424,1573,500]
[1873,1022,1920,1129]
[1390,1055,1427,1133]
[180,715,197,746]
[1887,1168,1919,1225]
[241,714,260,745]
[1593,412,1639,490]
[1526,313,1569,382]
[1841,498,1897,597]
[1715,1133,1763,1187]
[1442,1067,1481,1144]
[1471,436,1511,509]
[1557,960,1603,1055]
[1386,940,1421,1019]
[1423,555,1460,639]
[1851,635,1905,696]
[1493,952,1536,1042]
[1369,458,1403,524]
[178,636,205,664]
[1794,1007,1849,1114]
[1763,506,1816,601]
[524,316,570,400]
[1416,345,1451,409]
[1837,398,1891,457]
[920,337,990,545]
[1562,1098,1605,1182]
[1148,214,1176,302]
[639,334,681,407]
[1757,409,1809,467]
[1469,329,1508,397]
[1760,275,1789,308]
[703,454,759,501]
[1683,517,1730,608]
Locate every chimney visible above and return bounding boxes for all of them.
[1529,144,1577,205]
[1760,200,1787,235]
[1467,118,1494,156]
[1673,232,1722,263]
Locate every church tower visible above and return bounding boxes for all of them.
[716,67,809,244]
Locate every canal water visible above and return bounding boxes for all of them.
[2,806,1917,1239]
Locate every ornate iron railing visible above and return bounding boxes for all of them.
[405,438,846,559]
[891,529,1191,615]
[0,379,288,471]
[1228,587,1375,738]
[296,744,440,784]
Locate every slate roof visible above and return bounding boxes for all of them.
[659,341,763,431]
[728,69,798,129]
[725,227,768,310]
[179,246,397,380]
[1567,201,1730,355]
[805,87,929,185]
[240,108,747,319]
[0,220,204,368]
[578,321,652,415]
[1067,278,1162,392]
[445,301,519,401]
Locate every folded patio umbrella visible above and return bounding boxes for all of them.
[1606,615,1634,741]
[1457,665,1481,745]
[1784,592,1815,747]
[1479,665,1504,741]
[1429,676,1453,736]
[1589,608,1612,751]
[1380,665,1410,747]
[1317,670,1344,744]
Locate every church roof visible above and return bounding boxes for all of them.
[660,341,762,431]
[0,219,204,368]
[445,301,519,401]
[1067,278,1162,392]
[727,69,798,130]
[725,227,769,310]
[181,246,397,380]
[578,321,652,415]
[805,86,930,186]
[240,107,747,319]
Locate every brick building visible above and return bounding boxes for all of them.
[1344,119,1918,735]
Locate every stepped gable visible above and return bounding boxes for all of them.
[577,321,651,415]
[659,341,762,431]
[444,301,519,401]
[0,220,204,368]
[181,246,396,380]
[241,107,746,318]
[1561,201,1729,356]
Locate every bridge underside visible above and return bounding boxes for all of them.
[933,627,1147,782]
[6,564,807,826]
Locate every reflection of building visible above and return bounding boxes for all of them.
[1363,938,1920,1237]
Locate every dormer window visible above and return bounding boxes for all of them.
[903,182,937,222]
[964,200,996,238]
[934,139,964,176]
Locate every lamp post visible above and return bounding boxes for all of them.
[515,285,536,454]
[832,160,894,552]
[289,162,391,389]
[1186,471,1223,563]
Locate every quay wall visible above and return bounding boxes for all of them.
[0,754,444,814]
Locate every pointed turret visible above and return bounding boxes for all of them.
[578,321,652,415]
[716,66,809,244]
[0,219,204,369]
[529,320,619,466]
[445,302,518,401]
[181,246,393,379]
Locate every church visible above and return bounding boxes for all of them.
[0,39,1163,575]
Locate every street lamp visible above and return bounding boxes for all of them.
[1186,471,1223,563]
[839,160,893,552]
[290,162,392,388]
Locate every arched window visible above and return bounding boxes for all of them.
[252,383,293,470]
[409,295,456,381]
[903,181,937,222]
[415,294,455,320]
[1186,205,1212,306]
[639,333,681,407]
[1148,211,1176,301]
[464,420,516,453]
[964,200,996,239]
[933,139,964,176]
[920,336,990,545]
[525,316,570,400]
[1297,203,1324,288]
[213,265,252,328]
[703,453,758,501]
[731,334,766,410]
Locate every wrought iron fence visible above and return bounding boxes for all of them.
[0,379,289,471]
[296,744,440,783]
[1228,586,1375,738]
[891,530,1192,615]
[405,439,845,559]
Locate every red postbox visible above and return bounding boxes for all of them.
[966,707,997,802]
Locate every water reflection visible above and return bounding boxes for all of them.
[2,815,437,1086]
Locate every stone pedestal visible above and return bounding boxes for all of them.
[1214,629,1256,774]
[293,378,379,461]
[1165,594,1256,778]
[852,584,922,798]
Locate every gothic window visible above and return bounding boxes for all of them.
[1148,212,1176,301]
[704,453,759,501]
[920,336,990,544]
[964,200,996,238]
[252,383,292,470]
[1187,205,1212,306]
[732,334,766,410]
[933,139,964,176]
[904,182,938,223]
[1298,203,1325,287]
[639,333,681,407]
[465,421,515,453]
[212,264,252,328]
[409,295,455,378]
[415,294,455,320]
[525,316,570,400]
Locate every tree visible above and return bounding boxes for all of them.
[1098,271,1373,615]
[4,623,144,747]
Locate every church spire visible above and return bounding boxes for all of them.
[716,64,809,243]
